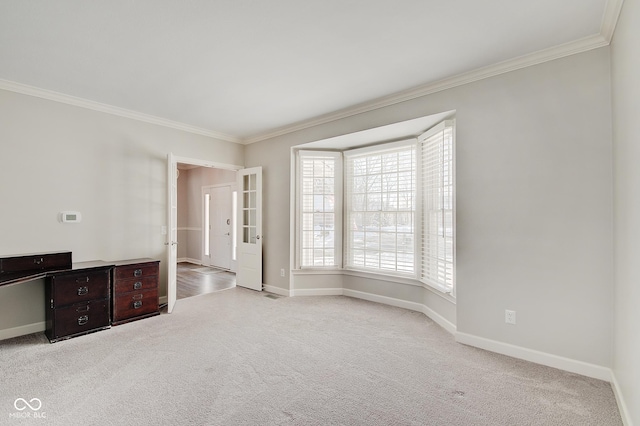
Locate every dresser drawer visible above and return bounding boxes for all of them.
[48,299,110,341]
[114,275,157,294]
[114,262,158,280]
[0,252,72,274]
[51,268,110,307]
[113,288,158,322]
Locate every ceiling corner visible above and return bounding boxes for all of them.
[601,0,625,42]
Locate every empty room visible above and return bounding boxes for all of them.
[0,1,638,424]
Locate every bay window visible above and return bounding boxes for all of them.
[294,119,455,296]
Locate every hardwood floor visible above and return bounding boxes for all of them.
[176,262,236,300]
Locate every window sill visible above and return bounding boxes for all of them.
[292,268,456,303]
[292,268,343,275]
[342,268,420,286]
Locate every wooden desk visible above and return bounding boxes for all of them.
[0,252,160,343]
[0,251,73,287]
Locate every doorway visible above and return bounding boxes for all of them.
[167,154,262,312]
[169,157,241,308]
[177,165,237,298]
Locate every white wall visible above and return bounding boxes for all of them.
[244,47,614,371]
[611,0,640,422]
[0,89,243,338]
[455,52,613,369]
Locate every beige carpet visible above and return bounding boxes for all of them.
[0,287,622,425]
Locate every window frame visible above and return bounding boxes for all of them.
[295,150,343,269]
[343,139,418,277]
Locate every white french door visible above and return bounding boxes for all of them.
[166,153,178,313]
[236,167,263,291]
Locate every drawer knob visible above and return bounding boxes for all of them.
[133,281,143,290]
[78,315,89,326]
[77,286,89,296]
[133,301,143,309]
[33,257,44,265]
[134,269,143,277]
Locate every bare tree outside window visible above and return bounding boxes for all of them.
[346,145,416,273]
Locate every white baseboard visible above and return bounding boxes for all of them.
[342,288,457,334]
[343,288,422,312]
[0,321,45,341]
[289,286,456,334]
[420,304,457,335]
[264,285,291,297]
[244,285,620,390]
[292,287,344,296]
[159,295,168,305]
[178,258,202,265]
[455,331,612,381]
[610,372,633,426]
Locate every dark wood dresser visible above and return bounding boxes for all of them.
[111,258,160,325]
[45,261,112,343]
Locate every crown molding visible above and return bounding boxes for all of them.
[244,33,609,144]
[244,0,624,144]
[0,79,241,143]
[601,0,625,42]
[1,0,624,146]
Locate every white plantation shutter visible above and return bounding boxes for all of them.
[297,151,342,268]
[344,141,416,274]
[420,120,455,294]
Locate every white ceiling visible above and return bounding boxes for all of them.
[0,0,621,144]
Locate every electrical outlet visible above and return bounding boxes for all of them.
[280,268,285,277]
[505,309,516,325]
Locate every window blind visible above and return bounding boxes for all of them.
[420,121,455,293]
[344,141,416,274]
[298,151,341,268]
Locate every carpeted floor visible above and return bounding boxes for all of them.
[0,287,622,425]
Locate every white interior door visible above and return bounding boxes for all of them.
[207,186,232,269]
[166,153,178,313]
[237,167,262,291]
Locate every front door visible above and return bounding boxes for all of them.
[205,185,232,270]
